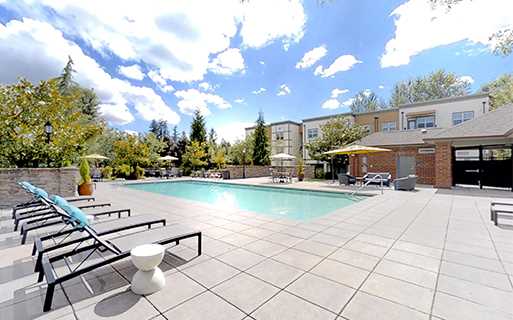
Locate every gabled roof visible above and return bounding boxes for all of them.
[357,128,444,147]
[428,104,513,141]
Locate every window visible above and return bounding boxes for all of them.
[382,122,396,132]
[362,124,372,134]
[275,132,284,140]
[452,111,474,126]
[407,116,435,129]
[307,128,318,139]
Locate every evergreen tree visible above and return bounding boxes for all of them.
[208,128,217,146]
[349,90,386,114]
[252,112,270,165]
[481,73,513,110]
[58,56,76,95]
[176,131,189,164]
[172,126,179,144]
[190,110,207,143]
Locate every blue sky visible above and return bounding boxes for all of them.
[0,0,512,142]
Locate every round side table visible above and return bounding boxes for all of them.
[130,244,166,295]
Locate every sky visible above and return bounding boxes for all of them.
[0,0,512,142]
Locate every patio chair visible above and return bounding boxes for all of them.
[490,202,513,226]
[363,172,392,187]
[39,216,201,311]
[32,202,165,273]
[338,173,356,186]
[20,196,131,244]
[393,175,417,191]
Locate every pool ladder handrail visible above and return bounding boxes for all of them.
[350,174,384,197]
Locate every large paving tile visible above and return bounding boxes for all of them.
[220,233,258,247]
[309,233,351,247]
[201,238,237,256]
[392,240,443,259]
[272,248,323,271]
[264,233,303,247]
[163,291,246,320]
[0,287,73,320]
[329,248,380,271]
[443,250,504,273]
[182,258,240,288]
[292,239,337,257]
[375,259,437,289]
[145,271,206,312]
[432,291,513,320]
[286,273,354,314]
[217,248,266,271]
[212,273,279,314]
[244,240,288,257]
[341,291,428,320]
[252,290,336,320]
[385,249,440,273]
[440,260,512,291]
[361,273,434,313]
[246,259,304,289]
[437,274,513,314]
[344,240,389,258]
[310,259,369,289]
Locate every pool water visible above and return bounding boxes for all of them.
[125,180,362,220]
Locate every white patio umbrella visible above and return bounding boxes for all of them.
[158,155,178,161]
[271,153,295,170]
[82,154,109,160]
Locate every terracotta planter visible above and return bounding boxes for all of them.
[298,174,305,181]
[78,182,94,196]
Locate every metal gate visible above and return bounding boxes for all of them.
[453,146,513,190]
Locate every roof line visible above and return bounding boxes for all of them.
[398,93,489,109]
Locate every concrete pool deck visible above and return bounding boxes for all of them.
[1,179,513,319]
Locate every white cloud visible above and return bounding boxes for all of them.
[331,88,349,98]
[314,55,362,78]
[216,121,255,143]
[0,18,182,125]
[458,75,474,84]
[363,88,372,96]
[277,84,291,96]
[378,85,385,89]
[341,98,354,107]
[147,70,175,93]
[198,81,213,92]
[381,0,513,67]
[259,60,265,65]
[123,129,139,136]
[234,98,245,103]
[118,64,145,80]
[239,0,305,50]
[321,99,340,110]
[208,48,245,75]
[252,87,266,95]
[174,88,231,116]
[3,0,305,82]
[296,45,327,69]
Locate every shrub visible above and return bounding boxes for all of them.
[115,164,131,179]
[101,166,113,179]
[79,158,91,185]
[134,166,145,179]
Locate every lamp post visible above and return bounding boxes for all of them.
[242,148,247,179]
[44,121,53,144]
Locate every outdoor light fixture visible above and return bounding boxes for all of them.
[242,148,247,179]
[44,120,53,144]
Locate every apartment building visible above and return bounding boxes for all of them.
[354,108,399,134]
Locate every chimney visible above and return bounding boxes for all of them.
[482,101,486,114]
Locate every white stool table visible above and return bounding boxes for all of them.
[130,244,166,295]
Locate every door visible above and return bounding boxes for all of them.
[453,148,480,186]
[397,156,415,178]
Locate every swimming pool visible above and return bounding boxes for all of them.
[125,180,362,220]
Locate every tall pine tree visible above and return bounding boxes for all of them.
[252,112,270,165]
[190,110,207,143]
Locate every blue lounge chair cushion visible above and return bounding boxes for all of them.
[50,195,69,208]
[21,181,36,193]
[33,187,49,199]
[62,204,90,227]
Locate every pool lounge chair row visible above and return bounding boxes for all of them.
[9,182,202,312]
[490,201,513,226]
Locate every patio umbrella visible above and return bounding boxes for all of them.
[82,154,110,160]
[322,145,392,182]
[271,153,295,170]
[158,155,179,161]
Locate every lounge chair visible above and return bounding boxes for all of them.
[19,194,131,244]
[363,172,392,187]
[39,211,201,311]
[490,202,513,226]
[338,173,356,186]
[393,175,417,191]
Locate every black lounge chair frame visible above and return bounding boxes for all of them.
[40,224,201,312]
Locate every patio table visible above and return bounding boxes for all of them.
[130,244,166,295]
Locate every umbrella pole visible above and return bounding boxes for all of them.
[331,156,334,183]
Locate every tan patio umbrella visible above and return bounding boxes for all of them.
[82,154,110,160]
[323,145,392,182]
[271,153,295,170]
[158,155,179,161]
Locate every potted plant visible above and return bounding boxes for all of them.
[78,158,93,195]
[297,156,305,181]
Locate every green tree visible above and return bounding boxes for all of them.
[252,113,270,165]
[111,134,150,179]
[58,56,76,95]
[212,149,226,169]
[227,137,253,165]
[305,116,366,162]
[182,141,207,171]
[176,131,189,164]
[86,127,124,160]
[0,78,102,168]
[190,110,207,143]
[350,90,386,113]
[143,132,166,166]
[390,70,471,107]
[149,119,170,141]
[481,74,513,110]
